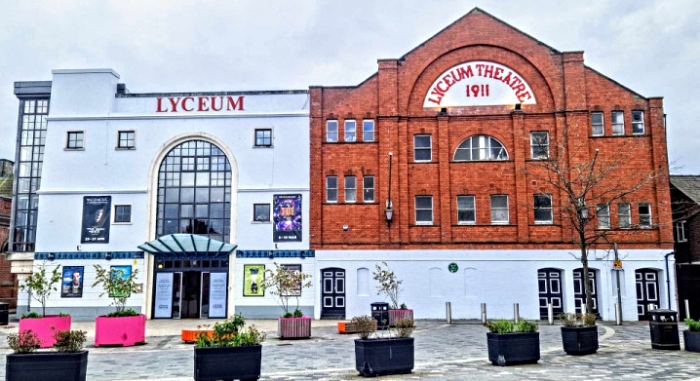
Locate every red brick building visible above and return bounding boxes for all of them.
[310,9,673,321]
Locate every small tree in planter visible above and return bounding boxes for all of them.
[684,317,700,352]
[559,312,598,355]
[352,315,415,377]
[262,262,313,339]
[485,319,540,366]
[373,262,412,326]
[92,265,144,347]
[19,261,71,348]
[6,329,89,381]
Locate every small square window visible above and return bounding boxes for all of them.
[530,132,549,159]
[591,112,604,136]
[253,204,270,222]
[326,176,338,203]
[344,176,356,203]
[363,176,375,202]
[66,131,84,149]
[345,120,356,142]
[326,121,338,142]
[114,205,132,223]
[457,195,476,224]
[612,111,624,135]
[632,111,645,134]
[415,196,433,225]
[414,135,432,162]
[117,131,135,149]
[490,195,509,224]
[363,120,375,142]
[255,129,272,147]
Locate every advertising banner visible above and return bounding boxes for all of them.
[109,265,132,298]
[154,273,174,318]
[209,272,227,318]
[61,266,84,298]
[281,264,302,296]
[273,194,302,242]
[243,265,265,297]
[81,196,111,243]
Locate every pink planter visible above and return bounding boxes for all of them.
[278,316,311,339]
[389,309,414,327]
[19,315,71,348]
[95,314,146,347]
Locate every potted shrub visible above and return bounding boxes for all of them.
[353,315,415,377]
[6,329,88,381]
[684,317,700,352]
[373,262,413,326]
[194,313,266,381]
[485,319,540,366]
[92,265,144,347]
[261,262,313,339]
[19,261,71,348]
[559,312,598,355]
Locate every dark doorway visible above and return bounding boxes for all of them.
[636,268,660,320]
[677,264,700,320]
[181,271,201,318]
[320,268,346,319]
[573,268,599,316]
[538,268,564,319]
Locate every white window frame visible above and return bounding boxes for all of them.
[611,111,625,136]
[490,195,509,224]
[591,112,604,136]
[254,128,273,147]
[326,176,338,203]
[534,194,553,224]
[117,130,136,150]
[253,203,271,222]
[457,195,476,225]
[530,132,549,160]
[639,203,652,228]
[414,135,432,162]
[415,196,434,225]
[676,220,687,242]
[363,176,375,203]
[618,203,631,229]
[66,131,84,150]
[326,120,338,143]
[344,176,356,203]
[344,120,356,142]
[597,204,610,229]
[363,120,375,142]
[113,204,132,224]
[632,110,645,135]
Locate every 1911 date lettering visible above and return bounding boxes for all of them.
[466,84,490,97]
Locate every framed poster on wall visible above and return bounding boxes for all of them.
[81,196,111,243]
[109,265,132,298]
[61,266,84,298]
[273,194,302,242]
[243,265,265,297]
[209,273,227,318]
[153,273,174,318]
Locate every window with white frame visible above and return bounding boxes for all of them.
[597,204,610,229]
[326,176,338,202]
[254,129,272,147]
[639,203,652,228]
[490,195,509,224]
[326,120,338,142]
[345,120,356,142]
[618,203,631,228]
[612,111,624,135]
[114,205,132,223]
[454,135,508,161]
[363,120,375,142]
[530,132,549,159]
[344,176,356,202]
[457,195,476,224]
[676,220,687,242]
[632,111,645,134]
[253,204,270,222]
[363,176,374,202]
[534,194,553,224]
[414,135,432,162]
[591,112,604,136]
[66,131,84,149]
[415,196,433,224]
[117,131,135,149]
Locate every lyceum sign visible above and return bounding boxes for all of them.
[423,61,536,107]
[156,95,244,112]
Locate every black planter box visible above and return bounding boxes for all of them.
[684,330,700,352]
[561,326,599,355]
[194,345,262,381]
[355,337,414,377]
[487,332,540,366]
[6,350,88,381]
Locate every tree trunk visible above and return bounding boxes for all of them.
[579,235,594,315]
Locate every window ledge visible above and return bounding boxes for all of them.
[112,222,132,225]
[64,148,85,151]
[115,147,136,151]
[251,221,271,224]
[253,145,274,149]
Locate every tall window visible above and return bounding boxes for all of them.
[326,176,338,202]
[454,135,508,161]
[591,112,604,136]
[326,120,338,142]
[363,176,374,202]
[632,111,645,134]
[490,195,509,224]
[639,203,652,228]
[254,129,272,147]
[618,203,631,228]
[156,140,231,242]
[114,205,132,223]
[117,131,135,149]
[414,135,432,162]
[457,195,476,224]
[66,131,84,149]
[363,120,375,142]
[534,194,553,224]
[415,196,433,225]
[530,132,549,159]
[345,120,356,142]
[597,204,610,229]
[676,221,688,242]
[344,176,356,203]
[611,111,624,135]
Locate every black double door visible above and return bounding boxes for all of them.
[636,269,660,320]
[573,268,599,316]
[538,268,564,319]
[320,268,346,319]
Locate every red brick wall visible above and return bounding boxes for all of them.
[310,9,673,252]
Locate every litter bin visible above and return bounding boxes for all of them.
[0,302,8,325]
[371,302,389,330]
[648,309,680,350]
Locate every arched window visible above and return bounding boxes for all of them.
[454,135,508,161]
[156,140,231,242]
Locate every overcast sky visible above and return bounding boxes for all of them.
[1,1,698,173]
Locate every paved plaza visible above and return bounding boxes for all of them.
[0,318,699,380]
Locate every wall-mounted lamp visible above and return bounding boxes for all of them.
[157,261,164,269]
[105,252,112,261]
[342,225,349,232]
[439,107,448,115]
[47,252,55,261]
[268,250,274,259]
[300,251,306,259]
[514,103,522,111]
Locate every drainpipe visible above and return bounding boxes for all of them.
[665,251,674,309]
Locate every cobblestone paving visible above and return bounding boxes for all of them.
[1,321,699,380]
